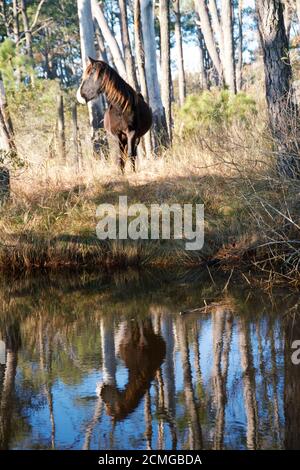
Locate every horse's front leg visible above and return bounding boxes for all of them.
[126,130,137,172]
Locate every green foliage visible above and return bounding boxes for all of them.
[0,39,34,90]
[176,90,257,136]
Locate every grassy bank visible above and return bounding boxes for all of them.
[1,87,300,284]
[1,135,298,284]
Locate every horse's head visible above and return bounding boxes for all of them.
[76,57,106,104]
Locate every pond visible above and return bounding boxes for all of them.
[0,270,299,450]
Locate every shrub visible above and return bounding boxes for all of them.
[175,89,257,136]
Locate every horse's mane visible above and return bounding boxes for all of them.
[85,61,137,112]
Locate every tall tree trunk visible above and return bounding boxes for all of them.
[56,94,66,163]
[20,0,33,58]
[0,1,9,36]
[236,0,243,91]
[174,0,186,106]
[94,21,108,62]
[118,0,138,89]
[196,22,208,89]
[195,0,223,83]
[256,0,299,177]
[0,76,17,157]
[77,0,105,158]
[12,0,21,85]
[141,0,169,148]
[296,0,300,25]
[133,0,152,158]
[283,0,293,40]
[159,0,172,141]
[91,0,127,80]
[207,0,223,65]
[221,0,236,93]
[208,1,223,41]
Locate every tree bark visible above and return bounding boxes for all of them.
[196,22,208,89]
[0,76,17,156]
[174,0,186,106]
[195,0,223,83]
[20,0,33,58]
[56,94,66,163]
[12,0,21,85]
[256,0,299,177]
[94,21,108,62]
[118,0,138,89]
[221,0,236,93]
[296,0,300,25]
[71,103,81,170]
[207,0,223,65]
[159,0,172,141]
[91,0,127,80]
[236,0,243,91]
[77,0,106,158]
[133,0,152,158]
[141,0,169,148]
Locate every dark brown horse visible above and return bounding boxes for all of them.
[77,58,152,172]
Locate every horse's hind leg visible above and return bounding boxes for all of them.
[118,135,127,173]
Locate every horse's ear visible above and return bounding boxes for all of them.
[88,56,97,66]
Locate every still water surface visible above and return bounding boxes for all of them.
[0,271,299,450]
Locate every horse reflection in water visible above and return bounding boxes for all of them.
[99,318,166,422]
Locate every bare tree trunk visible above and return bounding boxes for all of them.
[195,0,223,83]
[20,0,33,58]
[133,0,152,158]
[12,0,21,85]
[91,0,127,79]
[208,1,223,40]
[77,0,105,159]
[207,0,223,66]
[119,0,138,89]
[221,0,236,93]
[159,0,172,142]
[71,103,81,170]
[141,0,169,149]
[174,0,186,107]
[236,0,243,91]
[256,0,299,178]
[283,0,293,40]
[0,1,9,36]
[296,0,300,25]
[56,94,66,163]
[196,23,208,89]
[94,21,108,62]
[0,77,17,168]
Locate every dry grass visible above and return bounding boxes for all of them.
[1,87,300,284]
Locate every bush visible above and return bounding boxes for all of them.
[175,89,257,136]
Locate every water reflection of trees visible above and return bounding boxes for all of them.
[0,274,299,449]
